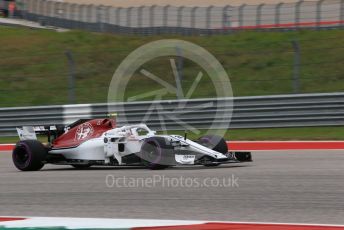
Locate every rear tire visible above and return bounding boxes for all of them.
[12,140,47,171]
[197,135,228,167]
[140,137,173,170]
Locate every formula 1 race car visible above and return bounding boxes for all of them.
[12,118,252,171]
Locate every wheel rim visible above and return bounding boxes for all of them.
[13,145,30,167]
[143,141,162,165]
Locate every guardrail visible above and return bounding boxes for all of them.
[1,92,343,136]
[8,0,344,35]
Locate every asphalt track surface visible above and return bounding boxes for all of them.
[0,150,344,225]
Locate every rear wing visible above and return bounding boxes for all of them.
[16,125,64,142]
[16,127,37,141]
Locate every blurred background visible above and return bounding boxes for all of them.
[0,0,343,106]
[0,0,343,139]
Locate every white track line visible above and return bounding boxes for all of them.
[2,217,344,229]
[1,217,203,229]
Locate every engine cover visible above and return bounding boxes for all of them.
[53,119,116,149]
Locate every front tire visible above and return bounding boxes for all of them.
[198,135,228,167]
[140,137,174,170]
[12,140,47,171]
[198,135,228,154]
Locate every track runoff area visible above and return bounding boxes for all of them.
[1,142,344,229]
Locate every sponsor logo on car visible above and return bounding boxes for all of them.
[75,122,94,140]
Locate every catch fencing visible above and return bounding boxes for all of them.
[5,0,344,34]
[0,92,343,136]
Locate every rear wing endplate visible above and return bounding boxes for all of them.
[16,127,37,141]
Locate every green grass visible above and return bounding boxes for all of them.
[2,127,344,143]
[0,26,344,107]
